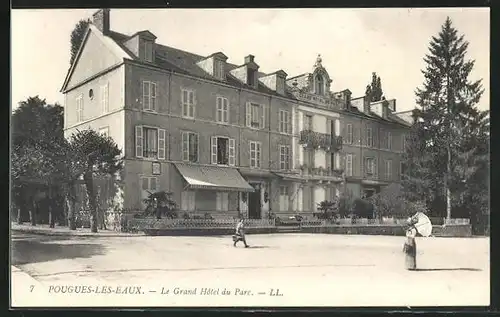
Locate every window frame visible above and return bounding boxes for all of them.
[249,141,262,169]
[366,127,373,147]
[140,175,159,207]
[387,131,392,150]
[279,109,290,134]
[135,125,166,160]
[182,88,196,119]
[181,131,199,163]
[345,153,353,177]
[76,94,84,123]
[246,102,265,130]
[365,157,375,176]
[346,123,353,144]
[142,81,157,112]
[100,82,109,114]
[216,192,229,212]
[216,96,229,124]
[385,159,392,180]
[279,145,291,170]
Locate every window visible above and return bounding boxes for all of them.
[216,192,229,212]
[142,81,157,111]
[345,154,353,177]
[304,114,313,131]
[214,60,224,80]
[387,131,392,150]
[182,89,195,118]
[247,69,255,86]
[141,176,158,206]
[182,132,199,162]
[100,83,109,114]
[249,141,261,168]
[141,39,153,62]
[334,152,341,169]
[276,78,285,94]
[402,134,407,151]
[76,95,83,122]
[303,148,315,167]
[315,74,324,95]
[365,157,375,175]
[135,126,166,160]
[246,102,265,129]
[400,162,406,181]
[385,160,392,180]
[279,110,290,134]
[216,96,229,123]
[280,145,290,170]
[346,124,353,144]
[99,127,109,138]
[366,127,373,147]
[211,137,235,166]
[279,186,289,212]
[181,191,196,211]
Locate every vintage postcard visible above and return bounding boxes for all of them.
[10,8,490,308]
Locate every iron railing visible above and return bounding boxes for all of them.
[299,130,343,152]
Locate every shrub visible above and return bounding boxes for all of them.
[314,199,338,220]
[352,198,373,219]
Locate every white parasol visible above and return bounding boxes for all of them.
[412,212,433,237]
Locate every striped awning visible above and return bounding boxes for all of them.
[174,163,254,192]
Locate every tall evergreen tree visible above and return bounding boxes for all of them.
[365,72,384,102]
[405,17,486,220]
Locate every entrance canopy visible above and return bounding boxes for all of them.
[174,163,254,192]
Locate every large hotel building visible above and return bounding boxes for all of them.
[62,9,413,219]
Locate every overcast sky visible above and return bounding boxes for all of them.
[11,8,489,112]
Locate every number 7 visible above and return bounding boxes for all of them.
[30,285,34,292]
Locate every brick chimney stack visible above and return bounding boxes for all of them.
[92,9,110,35]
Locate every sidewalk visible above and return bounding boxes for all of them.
[11,265,48,307]
[11,223,145,237]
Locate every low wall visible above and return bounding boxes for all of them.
[133,224,471,238]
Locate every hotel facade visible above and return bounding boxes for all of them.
[61,9,412,219]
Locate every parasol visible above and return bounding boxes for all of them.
[412,212,433,237]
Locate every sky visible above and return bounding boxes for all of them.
[11,8,490,112]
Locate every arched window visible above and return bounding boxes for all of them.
[315,74,324,95]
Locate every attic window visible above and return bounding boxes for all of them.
[315,74,324,95]
[247,69,255,87]
[214,59,224,80]
[140,39,153,62]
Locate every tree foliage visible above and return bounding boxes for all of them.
[402,17,488,221]
[70,19,90,66]
[365,72,384,102]
[68,129,123,232]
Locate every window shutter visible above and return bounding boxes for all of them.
[151,83,157,111]
[229,138,235,166]
[182,132,188,161]
[334,152,340,169]
[288,112,292,134]
[158,129,166,160]
[211,137,218,164]
[142,82,150,110]
[246,103,251,127]
[260,105,265,129]
[135,126,143,158]
[326,119,331,135]
[216,192,221,211]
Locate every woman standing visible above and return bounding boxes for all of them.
[403,216,418,270]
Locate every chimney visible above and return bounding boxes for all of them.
[92,9,110,35]
[244,55,255,64]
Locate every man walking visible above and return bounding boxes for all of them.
[233,218,249,248]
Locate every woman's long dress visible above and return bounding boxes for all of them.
[404,228,417,270]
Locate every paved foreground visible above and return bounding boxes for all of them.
[11,232,489,307]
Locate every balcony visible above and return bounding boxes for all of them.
[299,130,342,152]
[299,165,344,181]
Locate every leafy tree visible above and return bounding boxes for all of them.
[70,19,90,65]
[142,190,178,219]
[69,129,123,233]
[406,17,486,220]
[365,72,384,102]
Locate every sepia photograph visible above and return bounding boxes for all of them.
[10,7,490,308]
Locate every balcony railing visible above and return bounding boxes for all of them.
[299,166,344,179]
[299,130,342,152]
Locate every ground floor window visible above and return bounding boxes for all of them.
[216,192,229,212]
[141,176,158,207]
[181,190,196,211]
[279,185,289,212]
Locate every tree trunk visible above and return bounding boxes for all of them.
[445,145,452,221]
[16,207,22,224]
[48,186,55,228]
[29,199,37,226]
[83,171,98,233]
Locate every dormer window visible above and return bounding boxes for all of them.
[247,69,256,87]
[315,74,324,95]
[214,59,225,80]
[276,78,285,95]
[140,39,154,62]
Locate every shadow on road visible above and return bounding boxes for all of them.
[415,268,482,272]
[11,238,107,266]
[246,245,271,249]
